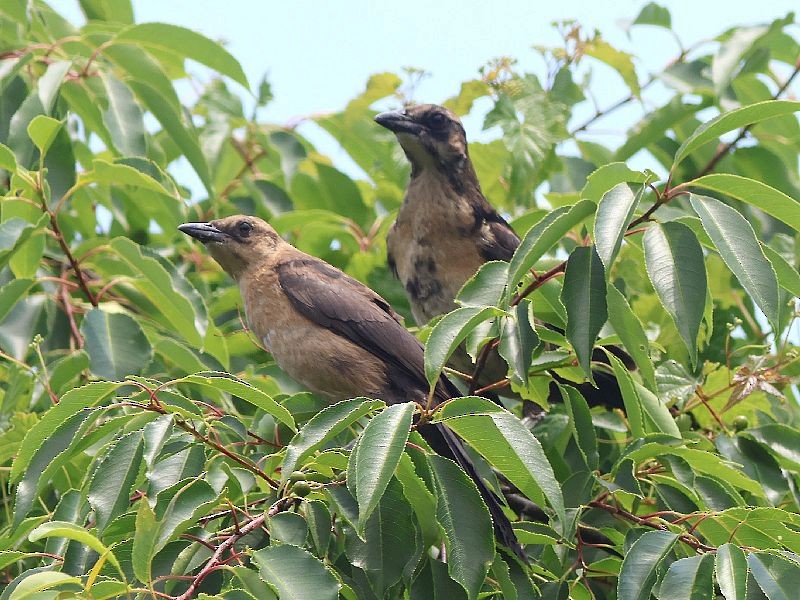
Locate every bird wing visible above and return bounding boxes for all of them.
[473,201,520,262]
[276,256,435,398]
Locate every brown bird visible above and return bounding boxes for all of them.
[178,215,526,561]
[376,104,625,408]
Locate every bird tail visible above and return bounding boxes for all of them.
[418,421,528,564]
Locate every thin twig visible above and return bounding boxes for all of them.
[174,514,266,600]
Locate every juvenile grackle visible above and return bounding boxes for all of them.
[178,215,527,561]
[376,104,626,408]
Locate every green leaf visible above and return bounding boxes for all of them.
[78,158,171,195]
[0,279,35,323]
[745,424,800,471]
[87,430,144,532]
[633,3,671,28]
[658,554,715,600]
[747,552,800,600]
[506,200,596,296]
[155,478,218,553]
[581,163,650,202]
[100,73,146,157]
[252,545,340,600]
[673,100,800,169]
[498,302,540,384]
[29,521,122,574]
[716,543,748,600]
[269,512,308,547]
[689,174,800,232]
[436,396,565,522]
[26,114,62,156]
[595,182,646,269]
[11,381,120,482]
[643,221,706,365]
[179,372,295,430]
[763,245,800,298]
[345,477,422,596]
[6,571,81,598]
[351,402,414,534]
[13,410,94,526]
[107,237,204,346]
[607,353,644,436]
[281,398,382,483]
[424,306,503,387]
[712,26,769,95]
[0,214,48,270]
[132,498,158,584]
[80,307,153,380]
[428,455,494,600]
[457,261,509,308]
[126,79,212,194]
[115,23,249,89]
[561,245,607,379]
[584,38,640,96]
[690,194,780,331]
[560,385,598,470]
[617,530,679,600]
[0,142,17,171]
[607,283,656,390]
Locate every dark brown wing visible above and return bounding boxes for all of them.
[276,256,445,403]
[472,200,520,262]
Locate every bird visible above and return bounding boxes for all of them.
[375,104,626,409]
[178,215,527,562]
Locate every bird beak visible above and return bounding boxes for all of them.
[178,222,228,244]
[375,110,421,134]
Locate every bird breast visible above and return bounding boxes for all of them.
[388,172,486,324]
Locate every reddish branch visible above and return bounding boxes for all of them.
[173,513,266,600]
[588,499,716,553]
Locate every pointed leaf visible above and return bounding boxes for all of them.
[617,530,679,600]
[690,194,780,331]
[11,382,120,482]
[179,372,295,430]
[29,521,121,574]
[115,23,249,88]
[643,221,706,365]
[561,245,607,378]
[436,396,564,522]
[747,552,800,600]
[658,554,714,600]
[607,283,656,390]
[506,200,596,296]
[689,174,800,232]
[281,398,382,483]
[673,100,800,168]
[80,308,153,380]
[252,545,340,600]
[716,543,748,600]
[87,430,144,532]
[352,402,414,533]
[424,306,503,387]
[26,115,62,155]
[595,183,646,269]
[429,455,494,600]
[100,73,146,157]
[560,385,598,470]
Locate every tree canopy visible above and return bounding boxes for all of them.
[1,1,800,598]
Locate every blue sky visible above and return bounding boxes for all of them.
[60,0,799,174]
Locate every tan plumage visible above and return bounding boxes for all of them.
[178,215,526,561]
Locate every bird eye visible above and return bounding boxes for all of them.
[428,112,447,128]
[237,221,253,237]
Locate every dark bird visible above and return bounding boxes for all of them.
[376,104,626,409]
[178,215,526,562]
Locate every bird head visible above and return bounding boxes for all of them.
[375,104,470,176]
[178,215,282,280]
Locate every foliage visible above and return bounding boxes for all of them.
[1,1,800,598]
